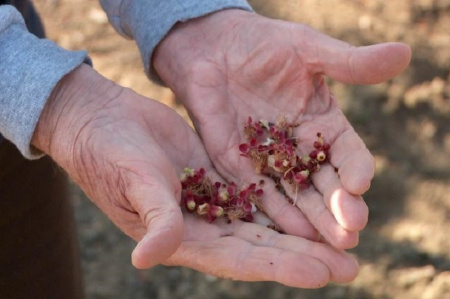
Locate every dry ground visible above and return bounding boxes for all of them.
[33,0,450,298]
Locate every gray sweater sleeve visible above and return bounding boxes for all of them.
[0,1,252,159]
[0,5,88,159]
[99,0,253,84]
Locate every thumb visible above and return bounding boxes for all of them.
[130,180,184,269]
[308,32,412,84]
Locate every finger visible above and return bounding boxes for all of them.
[300,26,411,84]
[180,215,357,284]
[130,176,184,269]
[311,164,369,231]
[281,182,359,249]
[231,222,359,283]
[310,34,412,84]
[259,178,319,239]
[165,237,331,288]
[329,128,375,194]
[252,210,320,241]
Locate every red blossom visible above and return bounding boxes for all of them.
[238,116,331,193]
[180,115,332,225]
[180,167,264,223]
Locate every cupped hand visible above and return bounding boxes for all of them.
[30,64,355,287]
[165,213,360,288]
[153,9,411,249]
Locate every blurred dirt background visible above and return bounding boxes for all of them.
[33,0,450,298]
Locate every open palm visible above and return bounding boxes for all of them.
[153,9,411,249]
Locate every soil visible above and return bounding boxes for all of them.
[33,0,450,298]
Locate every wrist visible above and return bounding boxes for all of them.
[153,9,253,92]
[31,64,121,168]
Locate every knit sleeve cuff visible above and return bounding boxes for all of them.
[0,6,88,159]
[100,0,253,85]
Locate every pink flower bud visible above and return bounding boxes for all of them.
[239,143,250,154]
[309,150,318,159]
[227,183,237,196]
[243,202,253,213]
[256,188,264,197]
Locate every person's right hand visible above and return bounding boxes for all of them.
[30,64,358,287]
[152,9,411,249]
[164,213,360,288]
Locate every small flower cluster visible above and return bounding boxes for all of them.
[239,116,331,192]
[180,167,264,223]
[179,116,331,225]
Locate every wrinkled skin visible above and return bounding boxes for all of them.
[31,64,358,288]
[154,9,411,249]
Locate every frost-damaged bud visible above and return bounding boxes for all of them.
[317,151,326,162]
[301,155,311,163]
[292,169,311,188]
[267,155,276,168]
[183,167,195,177]
[210,205,224,218]
[179,172,188,183]
[259,119,270,130]
[180,167,195,182]
[197,203,210,215]
[186,197,196,211]
[219,189,230,202]
[198,203,224,223]
[298,169,310,179]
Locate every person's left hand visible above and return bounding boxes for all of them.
[152,9,412,249]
